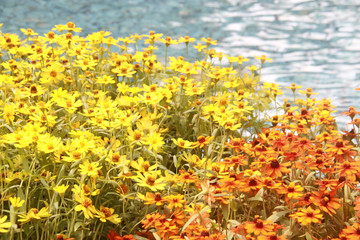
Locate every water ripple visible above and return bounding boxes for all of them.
[1,0,360,127]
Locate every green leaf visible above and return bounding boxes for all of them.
[305,232,313,240]
[267,210,289,222]
[248,188,264,202]
[152,233,161,240]
[17,188,26,213]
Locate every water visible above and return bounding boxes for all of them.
[1,0,360,127]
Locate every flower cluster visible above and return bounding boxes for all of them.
[0,22,360,239]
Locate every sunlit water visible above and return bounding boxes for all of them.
[1,0,360,128]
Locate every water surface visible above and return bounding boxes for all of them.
[1,0,360,126]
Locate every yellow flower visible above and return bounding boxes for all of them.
[130,157,157,173]
[18,207,51,224]
[96,75,115,85]
[20,28,38,37]
[193,43,206,52]
[74,58,98,71]
[179,36,196,44]
[56,96,83,113]
[132,172,167,191]
[192,135,215,149]
[70,135,96,153]
[0,216,11,233]
[127,127,144,144]
[74,192,97,219]
[53,184,69,198]
[78,161,102,177]
[255,54,273,64]
[96,206,121,224]
[173,138,195,149]
[53,22,82,33]
[247,65,259,73]
[40,62,65,84]
[37,134,62,154]
[9,196,24,208]
[112,62,136,78]
[201,37,217,46]
[289,206,323,226]
[286,83,302,93]
[159,36,178,46]
[144,132,165,153]
[2,103,15,124]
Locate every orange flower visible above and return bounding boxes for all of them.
[294,193,312,207]
[292,138,314,152]
[170,209,186,226]
[277,182,303,201]
[240,176,265,195]
[138,192,163,206]
[219,176,242,192]
[289,206,323,225]
[312,190,342,216]
[258,234,287,240]
[335,160,359,181]
[175,169,198,184]
[193,135,215,149]
[156,220,179,239]
[265,158,290,178]
[141,213,165,229]
[341,222,360,239]
[341,106,360,120]
[164,194,186,209]
[225,137,246,153]
[244,215,274,236]
[326,138,357,161]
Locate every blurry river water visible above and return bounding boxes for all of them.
[1,0,360,127]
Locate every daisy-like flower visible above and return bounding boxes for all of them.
[286,83,302,94]
[342,222,360,239]
[18,207,51,224]
[192,135,215,149]
[244,215,274,236]
[37,134,62,154]
[201,37,217,46]
[289,206,323,226]
[138,192,163,206]
[0,216,11,233]
[159,36,178,46]
[132,172,167,191]
[173,138,195,149]
[9,196,25,209]
[130,157,157,173]
[193,43,206,52]
[78,161,102,177]
[178,36,196,44]
[311,190,342,216]
[96,75,115,85]
[40,62,65,84]
[299,88,319,98]
[277,182,303,201]
[112,62,136,78]
[163,194,186,209]
[96,206,121,224]
[74,191,97,219]
[265,158,290,178]
[255,55,273,64]
[144,132,165,153]
[53,184,69,198]
[56,96,83,114]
